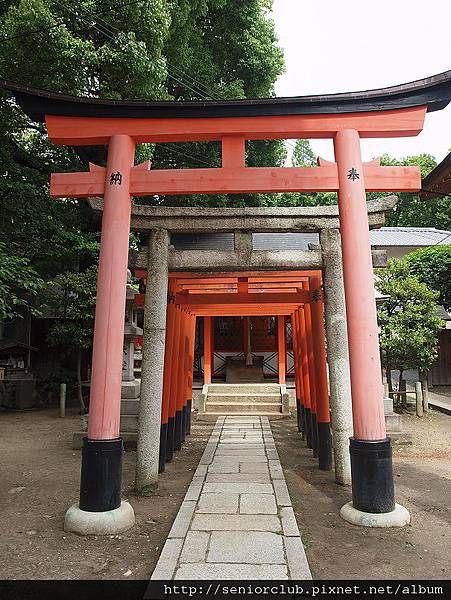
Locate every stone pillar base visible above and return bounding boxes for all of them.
[340,501,410,528]
[64,501,135,535]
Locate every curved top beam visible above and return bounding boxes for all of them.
[1,71,451,122]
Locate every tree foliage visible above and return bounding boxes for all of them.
[371,154,451,230]
[0,0,286,391]
[0,241,43,320]
[376,259,443,391]
[46,266,98,351]
[403,244,451,311]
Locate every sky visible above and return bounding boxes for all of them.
[271,0,451,163]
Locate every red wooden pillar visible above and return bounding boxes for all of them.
[243,317,249,355]
[159,290,175,470]
[304,280,318,457]
[175,309,187,450]
[167,306,181,459]
[298,305,312,448]
[204,316,212,384]
[291,312,302,433]
[185,313,196,435]
[277,316,286,384]
[80,134,135,515]
[335,129,395,515]
[310,275,332,470]
[295,310,307,438]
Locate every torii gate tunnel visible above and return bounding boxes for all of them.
[3,71,451,532]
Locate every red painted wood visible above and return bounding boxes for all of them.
[168,308,181,423]
[291,313,301,402]
[46,106,426,145]
[298,306,311,410]
[50,163,420,197]
[334,129,386,440]
[304,287,317,416]
[177,311,187,415]
[203,316,212,384]
[161,293,175,426]
[310,276,330,424]
[176,291,311,306]
[277,316,286,384]
[87,134,135,440]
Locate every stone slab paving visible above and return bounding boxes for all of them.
[151,416,312,580]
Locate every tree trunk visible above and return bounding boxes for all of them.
[420,369,429,414]
[77,349,86,414]
[386,368,393,398]
[398,370,406,410]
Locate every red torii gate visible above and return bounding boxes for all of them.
[3,71,450,533]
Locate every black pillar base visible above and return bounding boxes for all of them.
[317,422,333,471]
[305,407,312,448]
[79,437,122,512]
[296,398,301,432]
[350,437,395,513]
[311,412,318,458]
[186,399,192,435]
[174,409,183,451]
[166,416,175,462]
[300,404,306,441]
[159,423,167,473]
[181,405,187,443]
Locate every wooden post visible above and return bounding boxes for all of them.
[59,383,66,418]
[160,292,175,468]
[304,288,318,458]
[185,313,196,435]
[291,313,302,433]
[310,275,332,471]
[175,309,187,450]
[204,316,212,384]
[78,134,135,518]
[277,316,287,384]
[415,382,424,417]
[335,128,397,517]
[421,372,429,414]
[298,305,312,448]
[167,307,181,459]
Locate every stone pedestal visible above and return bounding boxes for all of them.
[384,396,412,445]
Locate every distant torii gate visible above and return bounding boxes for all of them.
[4,71,450,534]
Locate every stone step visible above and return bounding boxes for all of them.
[121,399,139,415]
[197,412,287,421]
[205,402,282,414]
[207,393,281,403]
[208,383,281,394]
[120,414,138,431]
[385,412,402,432]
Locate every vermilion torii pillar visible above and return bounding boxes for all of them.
[65,135,138,534]
[334,130,410,525]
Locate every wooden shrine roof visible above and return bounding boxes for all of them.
[2,71,451,122]
[420,151,451,199]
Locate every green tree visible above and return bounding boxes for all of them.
[376,259,443,405]
[0,0,286,386]
[0,242,43,320]
[373,154,451,230]
[403,244,451,311]
[278,138,337,207]
[292,139,316,167]
[46,266,98,412]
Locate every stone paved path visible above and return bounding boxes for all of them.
[151,416,311,580]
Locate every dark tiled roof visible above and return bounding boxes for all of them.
[170,228,450,251]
